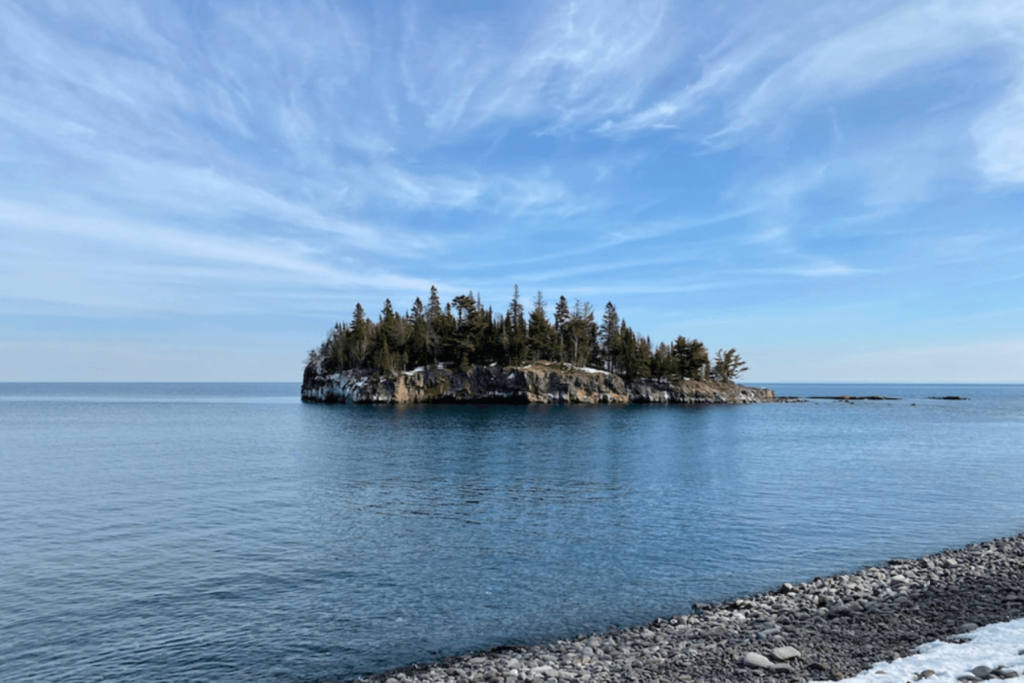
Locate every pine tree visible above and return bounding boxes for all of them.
[565,300,595,367]
[436,302,457,365]
[425,287,444,364]
[407,298,428,368]
[507,285,528,365]
[450,293,490,366]
[328,323,347,372]
[376,299,408,371]
[619,324,639,378]
[498,314,511,364]
[600,302,621,372]
[477,306,501,364]
[527,291,555,361]
[350,303,374,368]
[651,341,673,379]
[673,337,710,380]
[427,286,443,323]
[377,335,393,376]
[637,336,652,379]
[557,296,573,362]
[451,293,476,327]
[554,296,570,332]
[713,348,748,382]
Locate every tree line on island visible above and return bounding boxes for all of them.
[308,286,749,382]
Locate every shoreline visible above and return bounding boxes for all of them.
[301,363,777,405]
[346,532,1024,683]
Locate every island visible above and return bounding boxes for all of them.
[302,287,776,405]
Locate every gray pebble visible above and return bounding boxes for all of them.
[742,652,775,670]
[771,646,801,661]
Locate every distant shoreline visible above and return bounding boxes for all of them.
[344,532,1024,683]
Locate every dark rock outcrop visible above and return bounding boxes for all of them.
[301,361,776,405]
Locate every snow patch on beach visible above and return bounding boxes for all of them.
[817,618,1024,683]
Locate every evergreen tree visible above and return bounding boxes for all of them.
[328,323,347,372]
[349,303,374,368]
[713,348,748,382]
[600,302,621,372]
[427,286,443,323]
[507,285,528,365]
[376,335,393,376]
[451,293,476,328]
[450,293,490,366]
[565,300,595,367]
[651,341,673,379]
[509,285,524,323]
[551,296,570,362]
[553,296,571,332]
[673,337,710,380]
[637,335,652,379]
[375,299,408,371]
[411,297,424,321]
[477,306,502,364]
[378,299,399,343]
[425,287,444,364]
[407,298,429,368]
[527,291,555,360]
[498,313,512,364]
[436,303,457,364]
[618,324,639,378]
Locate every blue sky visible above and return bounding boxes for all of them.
[1,0,1022,383]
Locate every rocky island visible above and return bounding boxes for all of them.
[301,361,776,405]
[302,286,775,405]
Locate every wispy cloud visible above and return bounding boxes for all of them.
[704,0,1024,203]
[398,0,679,134]
[0,198,436,314]
[973,80,1024,185]
[763,262,863,277]
[598,31,781,136]
[594,0,1024,199]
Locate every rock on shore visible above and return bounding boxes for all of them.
[348,533,1024,683]
[301,362,776,405]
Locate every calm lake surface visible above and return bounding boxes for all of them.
[2,383,1023,682]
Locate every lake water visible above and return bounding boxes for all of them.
[1,383,1022,682]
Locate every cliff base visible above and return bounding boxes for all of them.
[301,362,775,405]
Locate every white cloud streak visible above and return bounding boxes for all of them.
[0,199,436,312]
[973,79,1024,185]
[598,32,781,135]
[593,0,1024,196]
[399,0,679,134]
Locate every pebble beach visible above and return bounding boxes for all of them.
[351,533,1024,683]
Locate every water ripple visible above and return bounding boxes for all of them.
[1,383,1022,681]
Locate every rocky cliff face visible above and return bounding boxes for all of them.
[301,361,775,405]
